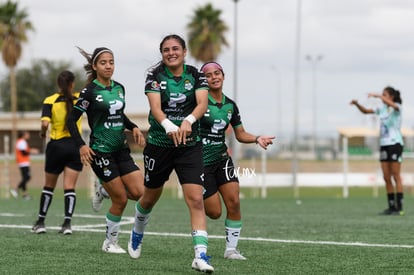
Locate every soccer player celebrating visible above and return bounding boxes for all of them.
[67,47,145,253]
[350,87,404,215]
[200,61,275,260]
[130,34,214,273]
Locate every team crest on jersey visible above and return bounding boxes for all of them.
[184,79,193,91]
[227,110,232,120]
[81,100,90,109]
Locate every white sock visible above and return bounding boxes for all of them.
[192,230,208,258]
[133,201,151,234]
[106,215,121,243]
[225,219,242,251]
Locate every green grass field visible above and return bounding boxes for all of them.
[1,187,414,274]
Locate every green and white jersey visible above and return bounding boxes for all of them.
[375,103,404,146]
[74,79,129,153]
[145,63,208,148]
[200,93,242,166]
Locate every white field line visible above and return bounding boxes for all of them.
[1,212,413,249]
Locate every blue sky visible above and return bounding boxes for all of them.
[11,0,414,139]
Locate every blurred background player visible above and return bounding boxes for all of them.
[31,70,82,235]
[200,61,275,260]
[350,86,404,215]
[67,46,145,254]
[11,130,37,200]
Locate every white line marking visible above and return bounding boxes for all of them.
[0,223,413,249]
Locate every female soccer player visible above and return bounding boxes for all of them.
[200,61,275,260]
[31,70,82,235]
[350,86,404,215]
[129,34,214,273]
[67,47,145,253]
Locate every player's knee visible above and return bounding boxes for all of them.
[112,197,128,212]
[206,209,222,220]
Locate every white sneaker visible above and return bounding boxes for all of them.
[192,252,214,273]
[127,230,143,259]
[10,189,18,199]
[31,220,46,234]
[224,249,247,260]
[101,239,126,254]
[92,179,108,212]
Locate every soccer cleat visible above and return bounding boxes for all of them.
[102,239,126,254]
[192,252,214,273]
[128,230,143,259]
[58,223,72,235]
[379,208,398,215]
[10,189,18,199]
[392,210,405,216]
[224,249,247,260]
[22,195,32,201]
[92,180,108,212]
[31,220,46,234]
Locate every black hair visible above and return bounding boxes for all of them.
[76,46,113,83]
[57,70,76,128]
[384,86,402,104]
[18,130,27,139]
[147,34,187,74]
[159,34,186,53]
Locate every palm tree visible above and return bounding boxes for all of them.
[187,3,228,63]
[0,1,34,146]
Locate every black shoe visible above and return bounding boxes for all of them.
[58,223,72,235]
[380,208,399,215]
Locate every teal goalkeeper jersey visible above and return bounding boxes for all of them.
[375,103,404,146]
[145,63,208,148]
[199,93,242,166]
[73,79,129,153]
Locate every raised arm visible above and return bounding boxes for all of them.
[350,99,374,114]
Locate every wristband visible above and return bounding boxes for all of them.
[184,114,196,125]
[255,136,260,144]
[161,119,179,133]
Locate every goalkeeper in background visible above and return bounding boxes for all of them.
[350,86,404,215]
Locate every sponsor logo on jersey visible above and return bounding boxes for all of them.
[168,93,186,108]
[160,81,167,89]
[96,95,103,102]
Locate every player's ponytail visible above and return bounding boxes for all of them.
[57,70,75,129]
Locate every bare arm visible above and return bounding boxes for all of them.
[40,120,49,138]
[234,126,275,150]
[349,99,374,114]
[368,93,400,111]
